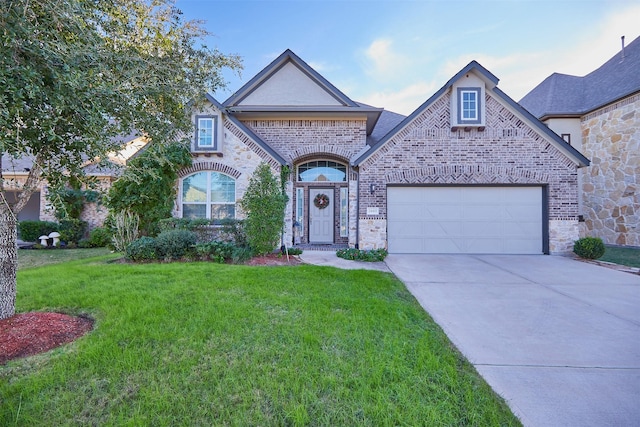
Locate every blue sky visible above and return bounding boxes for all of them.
[176,0,640,115]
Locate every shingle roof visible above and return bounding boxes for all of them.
[520,35,640,118]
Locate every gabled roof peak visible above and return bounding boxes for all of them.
[223,49,358,108]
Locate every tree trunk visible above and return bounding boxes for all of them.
[0,198,17,319]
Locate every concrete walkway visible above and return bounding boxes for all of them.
[385,254,640,427]
[298,250,391,272]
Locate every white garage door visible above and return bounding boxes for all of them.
[387,186,543,254]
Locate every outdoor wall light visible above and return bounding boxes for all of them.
[370,183,377,194]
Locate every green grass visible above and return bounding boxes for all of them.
[17,247,114,270]
[2,257,520,426]
[600,245,640,268]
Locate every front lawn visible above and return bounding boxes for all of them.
[2,257,520,426]
[17,247,113,270]
[600,245,640,268]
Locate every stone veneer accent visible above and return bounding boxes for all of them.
[358,91,582,253]
[580,94,639,246]
[174,118,294,245]
[549,219,581,253]
[358,218,387,250]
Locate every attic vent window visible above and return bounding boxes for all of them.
[457,88,482,125]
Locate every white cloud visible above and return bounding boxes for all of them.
[363,38,411,81]
[359,81,438,115]
[425,4,640,101]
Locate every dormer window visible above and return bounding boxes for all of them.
[195,115,220,151]
[457,88,482,125]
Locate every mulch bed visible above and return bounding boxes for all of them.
[0,312,93,365]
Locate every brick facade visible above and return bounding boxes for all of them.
[242,119,368,245]
[358,91,581,253]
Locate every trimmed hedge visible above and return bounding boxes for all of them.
[154,229,197,260]
[125,236,157,261]
[573,237,606,259]
[18,220,59,242]
[336,248,388,262]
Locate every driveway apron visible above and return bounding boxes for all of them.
[385,254,640,427]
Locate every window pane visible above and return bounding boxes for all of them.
[210,173,235,203]
[198,118,213,146]
[297,161,346,182]
[183,204,206,219]
[211,204,235,221]
[461,91,477,120]
[340,187,348,237]
[296,187,304,237]
[183,173,207,202]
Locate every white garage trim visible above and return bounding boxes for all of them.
[387,186,547,254]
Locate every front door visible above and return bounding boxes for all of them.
[309,188,334,243]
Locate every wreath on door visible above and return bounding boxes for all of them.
[313,193,330,209]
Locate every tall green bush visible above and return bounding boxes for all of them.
[238,163,286,256]
[107,142,192,236]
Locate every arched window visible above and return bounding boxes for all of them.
[297,160,347,182]
[181,171,235,221]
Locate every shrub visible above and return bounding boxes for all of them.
[87,227,112,248]
[232,246,254,264]
[195,241,235,263]
[58,219,87,243]
[284,247,303,256]
[573,237,605,259]
[18,220,58,242]
[336,248,388,262]
[154,229,197,260]
[238,163,286,256]
[219,218,248,247]
[125,237,157,262]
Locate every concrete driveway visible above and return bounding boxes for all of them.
[385,254,640,427]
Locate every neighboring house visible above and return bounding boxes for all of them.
[520,35,640,247]
[1,135,147,229]
[177,49,589,254]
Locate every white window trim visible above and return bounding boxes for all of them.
[181,171,236,221]
[194,115,219,151]
[455,87,482,126]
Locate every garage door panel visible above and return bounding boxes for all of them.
[423,221,463,237]
[504,206,540,220]
[387,186,543,254]
[424,188,463,203]
[428,206,463,220]
[464,205,503,220]
[424,238,465,253]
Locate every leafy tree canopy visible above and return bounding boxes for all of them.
[0,0,242,319]
[1,0,241,194]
